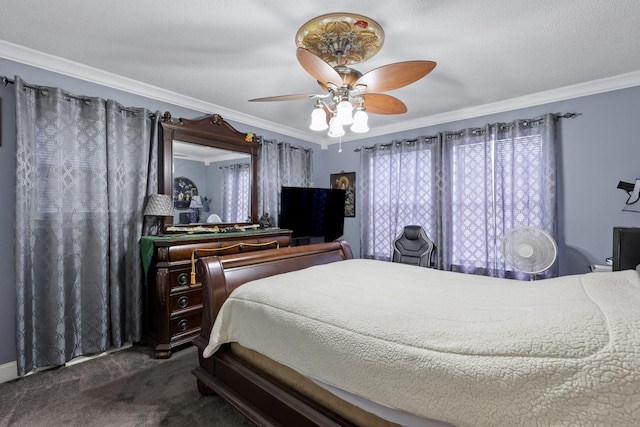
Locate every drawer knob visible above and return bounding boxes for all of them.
[177,319,188,332]
[177,296,189,308]
[177,273,189,286]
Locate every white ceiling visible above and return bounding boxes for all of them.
[2,1,640,147]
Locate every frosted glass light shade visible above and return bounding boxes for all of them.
[310,107,328,130]
[350,109,369,133]
[328,116,345,137]
[336,99,353,125]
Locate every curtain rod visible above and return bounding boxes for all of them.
[354,112,579,152]
[2,75,156,117]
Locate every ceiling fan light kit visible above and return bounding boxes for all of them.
[249,13,436,139]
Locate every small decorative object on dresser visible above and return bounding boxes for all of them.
[259,213,275,229]
[141,228,291,358]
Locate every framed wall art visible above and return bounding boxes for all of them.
[173,176,198,210]
[330,171,356,217]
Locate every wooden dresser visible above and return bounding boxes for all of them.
[142,228,292,358]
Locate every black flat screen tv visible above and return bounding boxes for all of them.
[612,227,640,271]
[279,186,346,242]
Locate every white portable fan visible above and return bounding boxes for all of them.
[500,226,558,276]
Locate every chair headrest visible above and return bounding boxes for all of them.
[404,225,422,240]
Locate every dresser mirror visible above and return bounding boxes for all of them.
[158,112,259,231]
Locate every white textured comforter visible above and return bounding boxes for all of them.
[203,259,640,426]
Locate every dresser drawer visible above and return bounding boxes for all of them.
[169,267,195,288]
[169,286,203,312]
[169,308,202,337]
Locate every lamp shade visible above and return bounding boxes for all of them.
[328,116,345,138]
[350,108,369,133]
[189,195,204,209]
[310,106,329,131]
[336,99,353,125]
[144,194,174,216]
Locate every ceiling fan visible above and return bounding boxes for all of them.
[249,13,437,137]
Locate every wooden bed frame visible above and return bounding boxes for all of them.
[192,240,367,427]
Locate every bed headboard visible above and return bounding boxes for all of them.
[195,240,354,341]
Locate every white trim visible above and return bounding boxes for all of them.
[0,40,318,143]
[2,40,640,146]
[0,342,133,383]
[0,360,18,384]
[355,70,640,143]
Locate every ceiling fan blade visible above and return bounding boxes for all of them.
[296,47,343,86]
[360,93,408,115]
[249,93,317,102]
[355,60,436,93]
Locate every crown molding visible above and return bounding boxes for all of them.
[2,40,640,147]
[352,70,640,143]
[0,40,318,142]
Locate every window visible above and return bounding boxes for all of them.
[361,116,557,277]
[360,138,438,260]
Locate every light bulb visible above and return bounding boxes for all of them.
[350,108,369,133]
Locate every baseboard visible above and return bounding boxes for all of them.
[0,342,133,384]
[0,360,18,384]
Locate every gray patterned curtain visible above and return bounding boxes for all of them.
[221,163,251,223]
[359,136,439,260]
[360,114,557,278]
[257,137,313,226]
[14,76,159,375]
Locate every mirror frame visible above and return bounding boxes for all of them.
[158,112,259,230]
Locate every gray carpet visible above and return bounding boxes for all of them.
[0,344,253,427]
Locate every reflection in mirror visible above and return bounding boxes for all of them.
[172,141,251,225]
[158,112,260,231]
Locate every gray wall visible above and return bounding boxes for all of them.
[2,54,640,366]
[316,87,640,274]
[0,72,17,367]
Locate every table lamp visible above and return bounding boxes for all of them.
[144,194,174,235]
[189,195,204,222]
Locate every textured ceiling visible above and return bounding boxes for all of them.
[1,1,640,146]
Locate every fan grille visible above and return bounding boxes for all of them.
[500,226,557,274]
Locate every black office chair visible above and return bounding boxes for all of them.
[392,225,436,267]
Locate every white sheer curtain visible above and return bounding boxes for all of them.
[361,114,558,278]
[257,137,313,226]
[441,114,558,278]
[14,76,158,375]
[221,163,251,223]
[360,136,439,260]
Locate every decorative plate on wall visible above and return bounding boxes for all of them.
[173,176,197,210]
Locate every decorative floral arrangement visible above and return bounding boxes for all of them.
[245,132,254,142]
[354,20,368,29]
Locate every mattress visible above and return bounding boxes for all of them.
[204,259,640,426]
